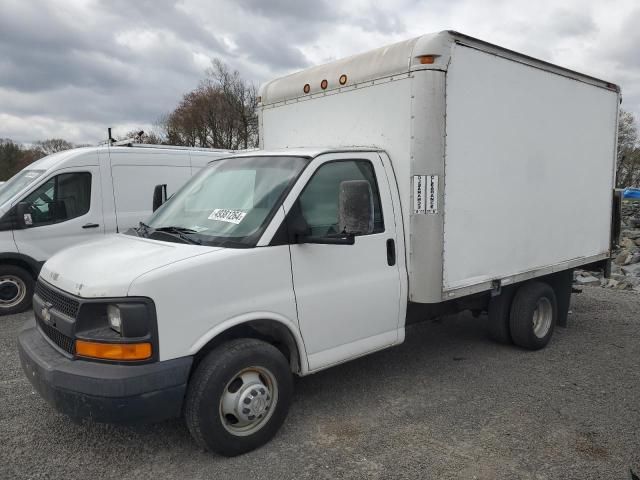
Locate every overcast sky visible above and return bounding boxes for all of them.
[1,0,639,144]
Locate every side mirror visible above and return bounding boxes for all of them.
[15,202,32,229]
[152,184,167,212]
[287,200,354,246]
[338,180,374,236]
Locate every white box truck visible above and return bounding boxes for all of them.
[18,31,619,456]
[0,142,231,314]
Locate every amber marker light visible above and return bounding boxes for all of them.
[320,79,328,90]
[76,340,152,361]
[303,83,310,94]
[418,55,436,64]
[339,74,347,85]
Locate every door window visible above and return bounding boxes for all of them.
[21,173,91,226]
[297,160,384,237]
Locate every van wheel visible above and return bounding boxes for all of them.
[0,265,34,315]
[509,281,557,350]
[487,286,515,344]
[184,338,293,456]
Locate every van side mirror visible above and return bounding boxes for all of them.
[289,181,373,246]
[152,184,167,212]
[15,202,32,229]
[338,180,374,236]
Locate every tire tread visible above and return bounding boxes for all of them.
[184,338,292,456]
[509,281,557,350]
[0,264,34,315]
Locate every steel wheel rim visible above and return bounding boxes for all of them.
[0,275,26,308]
[219,366,278,437]
[532,297,553,338]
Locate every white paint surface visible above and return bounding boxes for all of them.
[442,45,617,290]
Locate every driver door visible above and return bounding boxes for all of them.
[13,167,104,262]
[285,153,402,371]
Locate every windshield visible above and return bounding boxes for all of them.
[0,170,46,207]
[142,155,308,247]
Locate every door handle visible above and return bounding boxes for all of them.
[82,223,100,229]
[386,239,396,266]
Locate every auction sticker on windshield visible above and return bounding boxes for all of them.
[208,209,247,224]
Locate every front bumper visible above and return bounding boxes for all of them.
[18,320,193,424]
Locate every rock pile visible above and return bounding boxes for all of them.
[574,200,640,292]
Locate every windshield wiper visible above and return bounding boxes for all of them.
[155,226,199,234]
[136,221,152,238]
[152,226,202,245]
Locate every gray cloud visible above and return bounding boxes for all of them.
[547,9,598,38]
[234,32,310,70]
[235,0,339,22]
[0,0,638,145]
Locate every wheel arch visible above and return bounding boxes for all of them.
[0,252,42,279]
[189,314,308,376]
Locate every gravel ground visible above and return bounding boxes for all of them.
[1,287,639,480]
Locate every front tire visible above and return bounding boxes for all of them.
[0,265,34,315]
[509,281,557,350]
[184,338,293,456]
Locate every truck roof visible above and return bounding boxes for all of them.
[24,144,234,172]
[259,30,620,106]
[228,146,382,160]
[25,146,96,171]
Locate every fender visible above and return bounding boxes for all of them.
[0,252,44,277]
[188,311,310,375]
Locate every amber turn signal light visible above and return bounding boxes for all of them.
[339,74,347,85]
[76,340,152,361]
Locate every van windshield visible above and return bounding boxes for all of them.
[0,170,46,207]
[142,155,308,247]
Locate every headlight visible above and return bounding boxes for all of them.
[107,305,122,334]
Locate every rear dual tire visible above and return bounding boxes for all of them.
[509,281,557,350]
[488,280,558,350]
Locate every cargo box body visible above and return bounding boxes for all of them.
[259,31,619,303]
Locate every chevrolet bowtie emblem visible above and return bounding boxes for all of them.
[41,303,54,326]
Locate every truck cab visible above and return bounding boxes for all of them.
[18,30,619,457]
[19,147,406,456]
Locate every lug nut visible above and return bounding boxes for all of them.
[243,397,251,404]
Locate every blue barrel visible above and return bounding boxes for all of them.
[623,188,640,200]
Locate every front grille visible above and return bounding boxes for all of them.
[35,281,80,319]
[37,316,75,355]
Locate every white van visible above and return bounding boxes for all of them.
[0,143,231,314]
[19,31,619,456]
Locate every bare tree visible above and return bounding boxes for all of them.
[616,109,640,187]
[0,138,48,180]
[207,59,259,149]
[161,59,259,150]
[120,129,165,145]
[33,138,74,156]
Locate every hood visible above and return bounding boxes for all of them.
[40,234,222,297]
